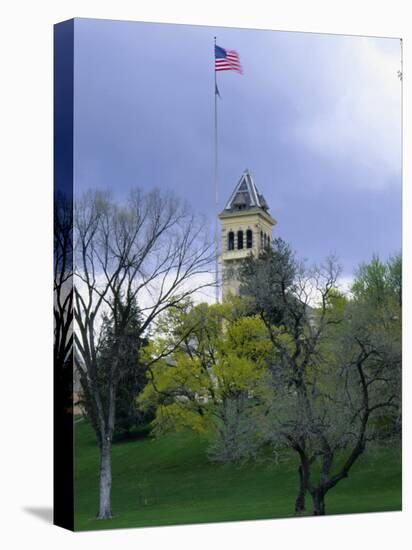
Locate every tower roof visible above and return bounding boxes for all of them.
[223,170,270,213]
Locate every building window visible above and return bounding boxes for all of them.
[260,230,263,248]
[228,231,234,251]
[246,229,253,249]
[237,230,244,249]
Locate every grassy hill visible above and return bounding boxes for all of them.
[74,420,401,531]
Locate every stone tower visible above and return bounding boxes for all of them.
[219,169,277,300]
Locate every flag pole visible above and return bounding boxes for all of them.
[214,36,219,304]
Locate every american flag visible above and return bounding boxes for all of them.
[215,45,243,74]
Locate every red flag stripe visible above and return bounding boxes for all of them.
[215,61,242,68]
[215,63,241,69]
[216,59,241,65]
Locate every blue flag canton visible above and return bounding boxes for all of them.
[214,44,242,74]
[215,45,227,59]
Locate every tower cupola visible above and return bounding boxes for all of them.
[218,170,276,299]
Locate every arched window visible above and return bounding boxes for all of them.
[246,229,253,249]
[228,231,234,251]
[260,230,264,248]
[237,230,244,250]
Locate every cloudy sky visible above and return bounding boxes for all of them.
[73,18,402,282]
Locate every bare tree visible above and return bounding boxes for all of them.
[54,191,75,527]
[54,191,73,411]
[74,188,215,519]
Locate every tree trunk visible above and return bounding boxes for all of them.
[294,465,306,514]
[97,438,112,519]
[312,489,326,516]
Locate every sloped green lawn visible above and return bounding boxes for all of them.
[74,421,401,531]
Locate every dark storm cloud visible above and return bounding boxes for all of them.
[74,18,401,278]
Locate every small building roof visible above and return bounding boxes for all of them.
[223,169,270,213]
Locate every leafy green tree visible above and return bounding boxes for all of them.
[350,254,402,438]
[387,254,402,307]
[139,302,272,462]
[351,253,402,307]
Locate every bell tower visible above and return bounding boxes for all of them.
[219,169,276,300]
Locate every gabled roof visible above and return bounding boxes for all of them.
[224,169,270,213]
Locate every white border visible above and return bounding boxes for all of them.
[0,1,409,549]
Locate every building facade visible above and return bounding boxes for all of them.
[219,170,276,299]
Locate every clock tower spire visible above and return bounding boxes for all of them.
[219,169,276,300]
